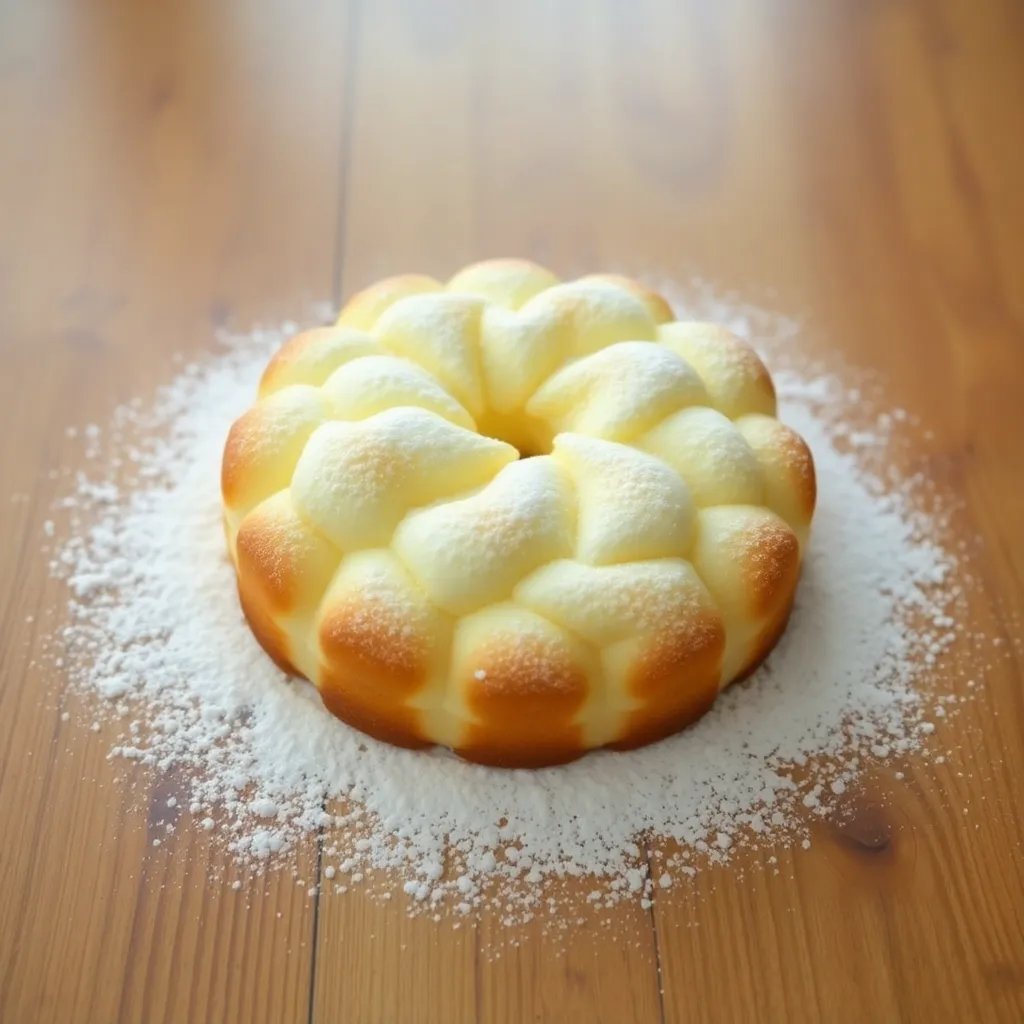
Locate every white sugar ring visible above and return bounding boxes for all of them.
[221,259,816,767]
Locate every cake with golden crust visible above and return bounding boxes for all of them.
[221,259,816,767]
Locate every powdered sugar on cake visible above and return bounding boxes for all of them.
[41,292,985,917]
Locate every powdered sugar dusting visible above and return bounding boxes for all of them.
[40,290,992,923]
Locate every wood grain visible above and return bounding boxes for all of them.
[0,0,349,1021]
[2,0,1024,1022]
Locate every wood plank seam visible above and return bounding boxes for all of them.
[644,843,668,1024]
[309,2,365,1020]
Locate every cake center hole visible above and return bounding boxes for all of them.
[476,411,552,461]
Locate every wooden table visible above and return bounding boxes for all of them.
[2,1,1023,1021]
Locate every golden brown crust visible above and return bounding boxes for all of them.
[257,326,380,398]
[742,517,801,622]
[234,497,341,616]
[317,676,430,751]
[316,593,437,750]
[220,405,264,508]
[735,415,817,540]
[627,614,726,702]
[700,325,776,406]
[610,613,725,750]
[456,627,589,767]
[318,597,433,698]
[220,386,330,519]
[734,594,796,683]
[658,322,777,418]
[775,425,817,522]
[608,690,720,753]
[259,327,336,395]
[452,739,587,769]
[236,580,298,676]
[235,511,292,610]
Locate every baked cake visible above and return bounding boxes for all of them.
[221,260,816,767]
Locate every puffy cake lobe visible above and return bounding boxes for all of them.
[259,327,382,398]
[552,434,695,565]
[528,342,709,444]
[657,322,776,418]
[236,491,342,622]
[320,355,475,429]
[515,557,718,645]
[234,490,342,676]
[393,457,575,616]
[335,274,443,331]
[638,406,765,508]
[603,600,725,749]
[222,259,815,767]
[222,385,334,529]
[688,506,801,680]
[477,303,566,420]
[450,604,597,766]
[579,274,675,324]
[735,414,817,547]
[290,408,516,550]
[316,549,452,748]
[375,293,486,418]
[523,280,658,357]
[513,557,726,744]
[448,258,561,309]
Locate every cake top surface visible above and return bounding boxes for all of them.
[220,259,816,763]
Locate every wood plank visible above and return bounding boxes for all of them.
[314,869,479,1024]
[2,0,1023,1022]
[0,1,350,1021]
[654,582,1024,1023]
[649,0,1024,1020]
[313,2,669,1021]
[474,894,661,1024]
[317,1,1024,1021]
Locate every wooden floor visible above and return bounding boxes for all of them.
[2,1,1023,1021]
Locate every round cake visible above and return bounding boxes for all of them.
[221,259,816,767]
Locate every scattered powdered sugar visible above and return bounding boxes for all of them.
[40,291,987,921]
